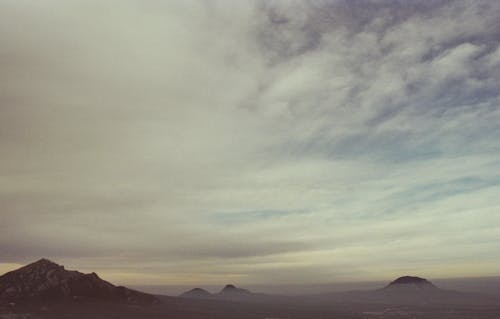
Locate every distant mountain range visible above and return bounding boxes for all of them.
[0,259,157,305]
[300,275,500,306]
[1,259,499,319]
[180,275,439,300]
[181,284,259,301]
[180,275,499,306]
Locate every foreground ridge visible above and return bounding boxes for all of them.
[0,258,157,305]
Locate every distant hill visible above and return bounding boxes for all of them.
[180,284,270,302]
[180,287,212,299]
[384,275,437,290]
[373,275,451,303]
[217,284,251,296]
[0,258,157,305]
[300,275,499,307]
[2,265,499,319]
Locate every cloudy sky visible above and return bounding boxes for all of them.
[1,0,499,291]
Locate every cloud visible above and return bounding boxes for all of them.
[0,0,499,287]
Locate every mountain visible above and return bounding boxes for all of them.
[180,287,212,299]
[373,275,445,303]
[300,275,500,307]
[0,258,157,304]
[2,263,499,319]
[384,275,437,290]
[218,284,250,296]
[216,284,255,301]
[373,275,498,305]
[180,284,264,301]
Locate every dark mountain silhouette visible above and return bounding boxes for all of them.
[216,284,256,301]
[1,262,499,319]
[0,258,157,304]
[180,284,270,302]
[2,262,499,319]
[299,275,500,308]
[373,275,499,306]
[384,275,437,290]
[180,287,212,299]
[218,284,250,295]
[372,275,451,304]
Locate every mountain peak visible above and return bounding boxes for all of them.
[385,276,436,289]
[34,258,54,264]
[35,258,56,264]
[2,258,70,288]
[25,258,63,270]
[180,288,212,299]
[219,284,250,295]
[189,288,209,292]
[0,259,157,304]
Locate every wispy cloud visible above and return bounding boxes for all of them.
[0,0,499,286]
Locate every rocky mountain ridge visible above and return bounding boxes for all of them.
[0,259,157,305]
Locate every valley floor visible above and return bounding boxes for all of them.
[2,297,500,319]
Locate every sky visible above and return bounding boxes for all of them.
[1,0,499,291]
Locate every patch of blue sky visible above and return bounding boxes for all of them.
[405,176,499,200]
[373,176,500,217]
[314,131,442,164]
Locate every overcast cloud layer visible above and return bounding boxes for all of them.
[1,0,499,288]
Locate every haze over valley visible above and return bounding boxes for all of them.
[1,259,499,318]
